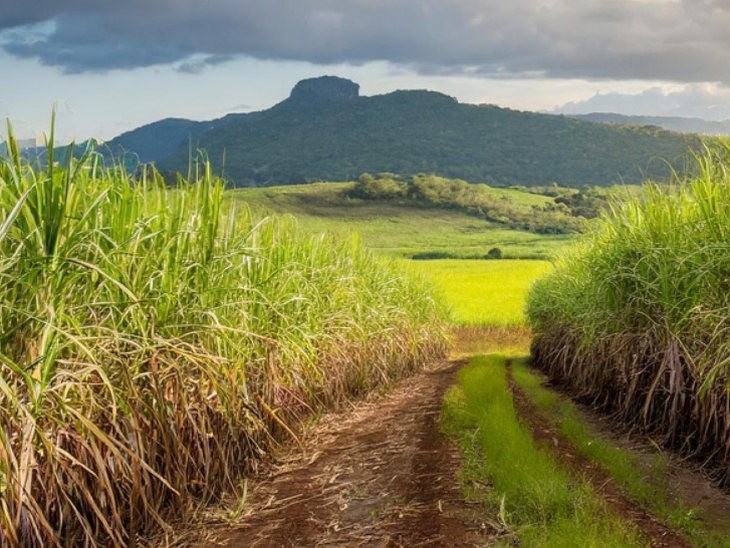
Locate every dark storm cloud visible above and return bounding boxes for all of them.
[2,0,730,83]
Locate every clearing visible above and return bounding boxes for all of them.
[409,259,552,325]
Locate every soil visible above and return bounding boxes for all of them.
[548,379,730,538]
[203,360,499,547]
[507,362,691,548]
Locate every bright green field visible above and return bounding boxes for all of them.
[410,259,553,325]
[228,182,573,259]
[229,183,558,325]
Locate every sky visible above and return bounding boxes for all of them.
[2,0,730,142]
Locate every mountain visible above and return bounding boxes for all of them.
[0,138,36,158]
[110,76,701,187]
[569,113,730,136]
[105,118,213,164]
[1,139,96,164]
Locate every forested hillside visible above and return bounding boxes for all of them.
[106,76,700,188]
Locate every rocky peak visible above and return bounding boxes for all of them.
[289,76,360,105]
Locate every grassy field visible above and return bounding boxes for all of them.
[228,182,574,260]
[410,259,552,325]
[230,182,558,329]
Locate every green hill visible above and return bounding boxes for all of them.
[105,118,213,164]
[229,181,575,260]
[110,76,700,187]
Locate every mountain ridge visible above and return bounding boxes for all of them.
[568,112,730,136]
[105,76,701,187]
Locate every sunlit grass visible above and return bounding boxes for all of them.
[511,361,730,548]
[228,182,574,260]
[410,259,553,326]
[449,326,532,358]
[442,355,644,547]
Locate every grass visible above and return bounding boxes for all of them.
[528,141,730,484]
[228,182,574,260]
[229,182,560,333]
[0,122,445,546]
[441,355,644,547]
[410,259,553,326]
[511,361,730,548]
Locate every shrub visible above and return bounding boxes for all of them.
[486,247,503,259]
[350,173,586,234]
[351,173,406,199]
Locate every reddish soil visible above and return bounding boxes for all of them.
[507,363,690,548]
[550,379,730,538]
[203,361,499,547]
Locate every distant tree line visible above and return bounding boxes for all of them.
[511,183,612,219]
[348,173,601,234]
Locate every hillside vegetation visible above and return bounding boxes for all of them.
[228,181,575,259]
[0,128,445,546]
[106,76,701,188]
[528,142,730,485]
[350,173,612,234]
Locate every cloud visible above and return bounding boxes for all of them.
[2,0,730,83]
[225,103,251,113]
[176,54,233,75]
[554,83,730,120]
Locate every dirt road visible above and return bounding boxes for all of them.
[171,354,730,548]
[207,361,497,547]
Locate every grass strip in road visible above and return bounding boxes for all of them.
[511,360,730,548]
[442,355,644,547]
